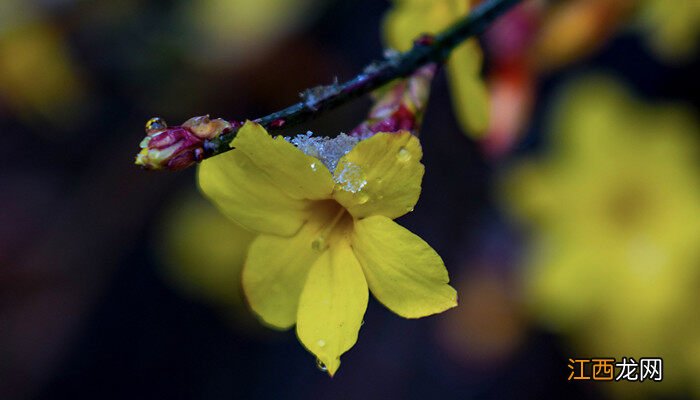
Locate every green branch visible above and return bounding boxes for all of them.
[135,0,522,170]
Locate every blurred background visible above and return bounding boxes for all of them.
[0,0,698,399]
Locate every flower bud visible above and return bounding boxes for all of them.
[351,64,436,137]
[182,115,232,139]
[135,115,233,170]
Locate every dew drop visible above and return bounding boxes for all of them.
[316,358,328,372]
[317,339,326,348]
[361,320,365,326]
[311,237,326,251]
[397,147,412,162]
[310,162,318,171]
[357,193,370,204]
[145,117,167,133]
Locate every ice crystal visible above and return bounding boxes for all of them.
[287,131,360,173]
[333,160,367,193]
[299,78,341,110]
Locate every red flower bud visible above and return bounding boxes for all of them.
[135,116,232,170]
[350,64,435,137]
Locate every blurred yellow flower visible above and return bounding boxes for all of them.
[638,0,700,61]
[0,22,87,130]
[182,0,324,65]
[156,191,255,314]
[532,0,635,71]
[500,76,700,397]
[533,0,700,68]
[383,0,490,137]
[198,122,457,376]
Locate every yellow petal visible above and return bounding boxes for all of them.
[332,131,424,219]
[383,0,467,51]
[383,0,489,137]
[352,215,457,318]
[447,41,490,136]
[242,202,342,329]
[296,237,368,377]
[198,149,310,236]
[232,121,335,200]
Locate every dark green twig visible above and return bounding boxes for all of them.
[201,0,521,158]
[135,0,521,170]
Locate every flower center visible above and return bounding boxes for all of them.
[310,200,352,252]
[606,183,651,231]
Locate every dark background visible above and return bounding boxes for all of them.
[1,0,697,399]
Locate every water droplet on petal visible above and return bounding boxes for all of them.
[397,147,412,162]
[317,339,326,348]
[316,359,328,372]
[357,193,370,204]
[145,117,167,133]
[361,320,365,326]
[311,237,326,251]
[310,162,318,171]
[406,206,414,212]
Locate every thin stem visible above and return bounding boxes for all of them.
[204,0,522,160]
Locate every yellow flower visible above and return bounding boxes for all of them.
[198,122,457,376]
[533,0,700,67]
[383,0,490,137]
[500,76,700,397]
[0,22,87,130]
[638,0,700,61]
[531,0,635,71]
[156,191,255,313]
[183,0,323,65]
